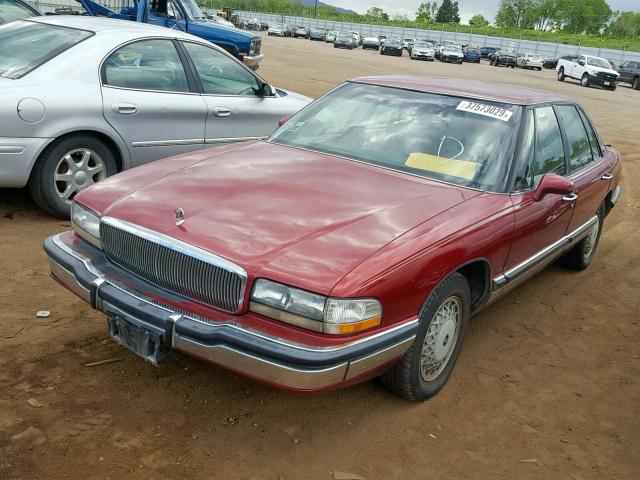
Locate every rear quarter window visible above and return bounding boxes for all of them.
[0,21,93,79]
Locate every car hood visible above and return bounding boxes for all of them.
[89,142,480,294]
[589,66,618,76]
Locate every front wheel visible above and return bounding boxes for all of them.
[558,206,604,270]
[633,77,640,90]
[557,67,565,81]
[381,273,470,401]
[29,135,117,218]
[581,73,590,87]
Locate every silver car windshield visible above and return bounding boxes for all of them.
[0,21,93,79]
[0,0,37,23]
[270,82,521,191]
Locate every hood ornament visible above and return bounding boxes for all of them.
[175,208,185,226]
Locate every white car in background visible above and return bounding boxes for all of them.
[557,54,619,90]
[0,16,311,217]
[410,40,436,61]
[362,36,380,50]
[517,52,543,70]
[439,44,463,64]
[268,23,286,36]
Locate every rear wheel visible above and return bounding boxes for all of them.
[632,77,639,90]
[381,273,470,401]
[29,134,117,218]
[558,205,604,270]
[581,73,590,87]
[557,67,565,81]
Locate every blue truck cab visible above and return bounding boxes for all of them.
[77,0,263,69]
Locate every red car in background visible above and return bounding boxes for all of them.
[44,76,621,401]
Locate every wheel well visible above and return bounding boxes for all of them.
[456,260,490,310]
[40,130,124,173]
[219,43,239,57]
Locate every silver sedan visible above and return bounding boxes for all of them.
[0,16,311,217]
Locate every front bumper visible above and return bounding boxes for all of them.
[589,74,618,88]
[242,53,264,69]
[413,52,434,59]
[0,136,51,188]
[44,233,417,392]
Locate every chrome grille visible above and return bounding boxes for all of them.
[100,219,246,313]
[597,72,617,81]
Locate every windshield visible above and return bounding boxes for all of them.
[444,46,462,52]
[466,48,479,53]
[587,57,611,68]
[386,39,401,46]
[415,41,433,48]
[179,0,205,20]
[271,83,521,191]
[337,32,352,39]
[0,0,37,23]
[0,21,92,79]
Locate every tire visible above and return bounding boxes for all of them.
[558,205,604,270]
[581,73,590,87]
[380,49,384,55]
[609,85,617,91]
[633,77,640,90]
[537,67,542,71]
[557,67,565,81]
[29,134,118,218]
[380,272,470,401]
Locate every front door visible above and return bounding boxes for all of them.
[505,106,574,271]
[555,105,612,232]
[179,40,282,145]
[101,38,207,166]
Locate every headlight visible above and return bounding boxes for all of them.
[249,279,382,335]
[71,202,101,248]
[249,39,259,55]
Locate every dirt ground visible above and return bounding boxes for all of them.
[1,35,639,480]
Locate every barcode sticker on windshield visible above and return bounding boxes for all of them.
[456,101,513,122]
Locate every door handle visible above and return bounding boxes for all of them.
[600,173,613,180]
[562,193,578,202]
[212,106,231,117]
[112,103,137,115]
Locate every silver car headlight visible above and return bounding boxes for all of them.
[250,279,382,335]
[71,202,101,248]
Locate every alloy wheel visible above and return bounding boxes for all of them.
[53,148,106,204]
[420,296,462,382]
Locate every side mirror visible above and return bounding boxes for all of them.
[278,115,290,127]
[533,174,574,202]
[578,59,585,66]
[260,83,276,97]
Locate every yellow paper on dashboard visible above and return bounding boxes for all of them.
[405,153,480,181]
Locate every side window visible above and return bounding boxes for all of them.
[511,109,535,191]
[532,106,566,185]
[182,42,260,96]
[577,108,602,158]
[556,105,594,173]
[103,39,189,93]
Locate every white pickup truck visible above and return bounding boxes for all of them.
[556,54,619,90]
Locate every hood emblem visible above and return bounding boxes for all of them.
[175,208,185,226]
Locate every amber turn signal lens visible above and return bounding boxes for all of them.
[334,316,381,335]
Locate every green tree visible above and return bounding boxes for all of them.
[416,1,439,22]
[435,0,460,23]
[365,6,389,21]
[556,0,613,34]
[495,0,537,29]
[607,11,640,37]
[468,14,489,26]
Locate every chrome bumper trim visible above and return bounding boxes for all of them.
[48,257,91,303]
[173,335,349,390]
[345,337,413,380]
[242,53,264,67]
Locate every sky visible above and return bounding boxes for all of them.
[326,0,640,23]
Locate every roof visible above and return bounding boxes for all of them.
[351,75,575,106]
[28,15,196,40]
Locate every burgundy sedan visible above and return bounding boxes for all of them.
[44,76,621,401]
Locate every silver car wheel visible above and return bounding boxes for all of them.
[54,148,106,204]
[583,221,600,260]
[420,296,461,382]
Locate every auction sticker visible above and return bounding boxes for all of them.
[456,101,513,122]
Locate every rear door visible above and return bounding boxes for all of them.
[101,38,207,166]
[555,105,612,231]
[179,40,282,145]
[504,106,574,270]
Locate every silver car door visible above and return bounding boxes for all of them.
[179,41,283,146]
[101,38,207,166]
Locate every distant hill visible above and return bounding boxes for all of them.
[296,0,354,14]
